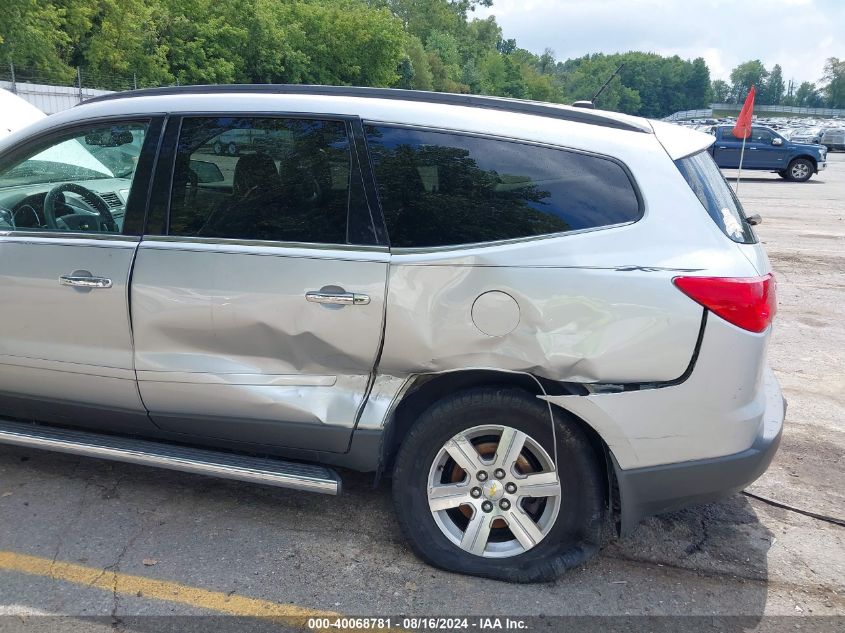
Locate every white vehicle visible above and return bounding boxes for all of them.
[0,89,45,138]
[0,86,784,582]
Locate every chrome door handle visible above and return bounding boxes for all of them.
[305,291,370,306]
[60,275,113,289]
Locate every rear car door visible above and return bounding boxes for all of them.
[130,115,388,452]
[712,127,742,167]
[0,117,162,432]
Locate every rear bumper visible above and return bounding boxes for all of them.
[613,366,785,535]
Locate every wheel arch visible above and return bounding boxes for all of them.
[790,154,818,171]
[378,369,613,509]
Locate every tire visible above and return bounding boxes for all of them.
[392,387,604,583]
[227,142,239,156]
[212,142,223,155]
[785,157,813,182]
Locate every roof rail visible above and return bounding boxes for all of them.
[80,84,652,134]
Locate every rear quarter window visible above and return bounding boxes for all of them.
[365,125,641,248]
[675,150,757,244]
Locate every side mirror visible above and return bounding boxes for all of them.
[189,160,224,184]
[772,137,783,146]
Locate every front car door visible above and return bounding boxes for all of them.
[0,117,162,432]
[130,114,388,452]
[745,127,788,169]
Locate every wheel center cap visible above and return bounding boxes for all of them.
[482,479,504,501]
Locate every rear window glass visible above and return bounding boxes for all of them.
[365,126,641,248]
[675,150,756,244]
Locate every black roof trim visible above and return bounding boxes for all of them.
[81,84,652,134]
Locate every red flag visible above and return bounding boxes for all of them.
[732,86,756,139]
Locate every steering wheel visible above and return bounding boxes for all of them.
[43,183,117,232]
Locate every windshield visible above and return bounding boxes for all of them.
[0,125,143,188]
[675,150,756,244]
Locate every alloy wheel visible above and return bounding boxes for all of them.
[426,425,561,558]
[791,162,810,179]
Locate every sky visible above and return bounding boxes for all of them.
[474,0,843,87]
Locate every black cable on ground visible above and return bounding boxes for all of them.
[742,490,845,528]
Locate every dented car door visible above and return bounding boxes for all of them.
[130,115,387,452]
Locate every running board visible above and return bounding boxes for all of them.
[0,419,341,495]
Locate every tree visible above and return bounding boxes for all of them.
[539,48,555,74]
[497,38,516,55]
[795,81,823,108]
[762,64,784,105]
[711,79,731,103]
[401,35,433,90]
[477,49,506,95]
[397,56,415,89]
[559,54,641,113]
[0,0,72,80]
[686,57,712,109]
[292,0,405,87]
[153,0,242,85]
[0,0,742,118]
[730,60,768,102]
[821,57,845,109]
[380,0,462,43]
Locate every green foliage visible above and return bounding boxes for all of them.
[711,80,730,103]
[822,57,845,109]
[0,0,73,80]
[793,81,824,108]
[763,64,785,105]
[402,36,433,90]
[729,59,768,102]
[724,58,838,108]
[4,0,840,116]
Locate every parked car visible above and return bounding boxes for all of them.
[711,124,827,181]
[208,128,269,156]
[789,127,823,144]
[0,86,784,583]
[821,128,845,151]
[0,88,45,139]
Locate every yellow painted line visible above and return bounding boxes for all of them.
[0,550,342,626]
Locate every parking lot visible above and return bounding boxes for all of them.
[0,156,843,628]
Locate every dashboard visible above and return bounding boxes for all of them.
[0,177,131,233]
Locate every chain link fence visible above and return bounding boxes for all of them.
[0,62,177,114]
[666,104,845,121]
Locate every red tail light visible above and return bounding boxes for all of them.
[673,273,777,333]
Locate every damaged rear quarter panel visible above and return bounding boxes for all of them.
[378,235,704,385]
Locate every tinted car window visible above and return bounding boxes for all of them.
[750,128,775,143]
[720,126,737,140]
[169,117,369,245]
[675,150,756,244]
[365,126,640,248]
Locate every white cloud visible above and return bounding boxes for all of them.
[474,0,844,86]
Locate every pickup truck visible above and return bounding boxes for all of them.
[710,124,827,182]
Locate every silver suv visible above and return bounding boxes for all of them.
[0,86,784,582]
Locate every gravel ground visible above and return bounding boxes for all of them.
[0,154,843,630]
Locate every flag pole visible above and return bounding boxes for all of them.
[732,85,756,195]
[735,133,747,194]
